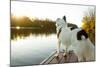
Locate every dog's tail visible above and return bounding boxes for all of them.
[77,29,88,40]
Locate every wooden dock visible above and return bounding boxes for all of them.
[40,51,78,64]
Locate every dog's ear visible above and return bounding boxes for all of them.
[63,16,66,22]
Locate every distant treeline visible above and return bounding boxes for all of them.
[11,15,56,31]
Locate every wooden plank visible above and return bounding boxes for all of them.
[40,51,78,64]
[60,53,69,63]
[68,52,78,63]
[49,52,63,64]
[60,51,78,63]
[40,51,56,64]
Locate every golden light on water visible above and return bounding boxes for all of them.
[16,26,20,29]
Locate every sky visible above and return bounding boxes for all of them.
[11,1,95,27]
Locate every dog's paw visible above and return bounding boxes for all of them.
[54,53,59,58]
[63,53,67,57]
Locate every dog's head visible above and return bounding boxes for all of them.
[56,16,67,28]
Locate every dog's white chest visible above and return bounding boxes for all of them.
[59,28,72,45]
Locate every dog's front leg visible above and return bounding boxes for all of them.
[55,39,61,57]
[63,45,67,57]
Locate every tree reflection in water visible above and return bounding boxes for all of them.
[11,28,56,40]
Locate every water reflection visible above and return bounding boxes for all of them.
[11,28,57,66]
[11,28,56,40]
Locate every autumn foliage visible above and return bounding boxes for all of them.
[81,9,95,44]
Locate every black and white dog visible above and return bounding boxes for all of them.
[55,16,95,62]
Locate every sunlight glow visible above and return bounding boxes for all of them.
[16,26,20,29]
[11,1,95,27]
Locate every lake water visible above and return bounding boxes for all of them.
[11,29,57,66]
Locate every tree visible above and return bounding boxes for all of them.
[81,8,95,44]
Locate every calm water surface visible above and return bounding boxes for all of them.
[11,29,57,66]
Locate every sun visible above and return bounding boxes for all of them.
[16,26,20,29]
[13,13,23,18]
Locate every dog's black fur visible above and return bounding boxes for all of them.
[70,27,77,30]
[63,16,66,22]
[77,30,88,40]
